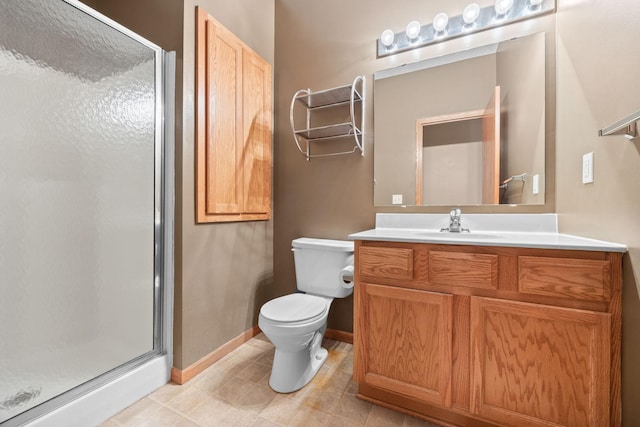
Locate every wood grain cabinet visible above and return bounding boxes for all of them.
[195,7,272,223]
[353,240,622,427]
[355,283,453,408]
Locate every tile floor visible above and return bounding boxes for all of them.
[100,334,439,427]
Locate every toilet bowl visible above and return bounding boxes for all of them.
[258,238,354,393]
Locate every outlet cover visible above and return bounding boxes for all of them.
[582,152,594,184]
[392,194,403,205]
[532,174,540,195]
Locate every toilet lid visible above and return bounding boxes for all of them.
[260,293,328,323]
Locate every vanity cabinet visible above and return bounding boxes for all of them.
[353,240,622,427]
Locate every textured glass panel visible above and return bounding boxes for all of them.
[0,0,157,421]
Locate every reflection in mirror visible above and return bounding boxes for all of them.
[374,32,546,207]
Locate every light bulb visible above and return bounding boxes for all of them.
[432,13,449,33]
[405,20,421,41]
[494,0,514,16]
[529,0,543,5]
[380,29,395,47]
[463,3,480,25]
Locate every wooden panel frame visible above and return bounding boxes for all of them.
[195,7,272,223]
[358,246,414,281]
[518,255,611,301]
[470,297,610,427]
[428,250,498,290]
[355,283,453,408]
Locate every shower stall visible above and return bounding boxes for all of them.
[0,0,174,425]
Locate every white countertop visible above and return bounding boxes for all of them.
[348,214,627,252]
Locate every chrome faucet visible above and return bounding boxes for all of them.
[441,208,469,233]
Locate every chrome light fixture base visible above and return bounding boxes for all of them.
[377,0,555,58]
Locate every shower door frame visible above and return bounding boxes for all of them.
[3,1,174,426]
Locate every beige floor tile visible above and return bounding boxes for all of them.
[245,336,273,352]
[402,414,440,427]
[105,337,424,427]
[286,381,318,402]
[233,342,272,361]
[237,361,273,383]
[339,354,354,374]
[333,393,373,425]
[365,404,405,426]
[235,384,277,410]
[186,395,232,425]
[326,369,353,392]
[218,405,260,427]
[148,406,200,427]
[111,397,163,426]
[192,367,235,394]
[303,388,341,413]
[254,348,275,367]
[149,382,186,404]
[259,394,303,426]
[214,376,256,404]
[328,415,365,427]
[215,354,255,375]
[345,377,359,395]
[125,404,195,427]
[288,405,333,427]
[250,417,282,427]
[255,369,273,390]
[165,385,212,415]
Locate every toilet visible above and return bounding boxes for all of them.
[258,237,355,393]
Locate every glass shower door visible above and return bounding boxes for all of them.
[0,0,165,422]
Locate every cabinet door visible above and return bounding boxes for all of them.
[355,283,453,407]
[470,297,610,427]
[242,49,271,216]
[198,10,243,216]
[195,7,272,223]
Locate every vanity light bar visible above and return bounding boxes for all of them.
[376,0,555,58]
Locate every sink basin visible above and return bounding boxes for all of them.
[419,231,502,240]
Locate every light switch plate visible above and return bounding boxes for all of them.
[583,152,594,184]
[392,194,403,205]
[532,174,540,195]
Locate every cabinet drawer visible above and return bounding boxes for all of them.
[358,246,414,282]
[518,256,610,301]
[428,251,498,290]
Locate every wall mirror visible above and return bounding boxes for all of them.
[374,32,547,207]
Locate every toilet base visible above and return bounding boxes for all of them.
[268,338,328,393]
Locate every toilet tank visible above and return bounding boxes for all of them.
[292,238,354,298]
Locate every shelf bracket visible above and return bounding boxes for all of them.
[599,110,640,140]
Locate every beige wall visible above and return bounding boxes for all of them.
[274,0,554,336]
[497,32,546,205]
[375,54,496,206]
[274,0,640,424]
[554,1,640,424]
[80,0,640,422]
[178,0,275,369]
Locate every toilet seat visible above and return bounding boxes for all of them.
[260,293,328,323]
